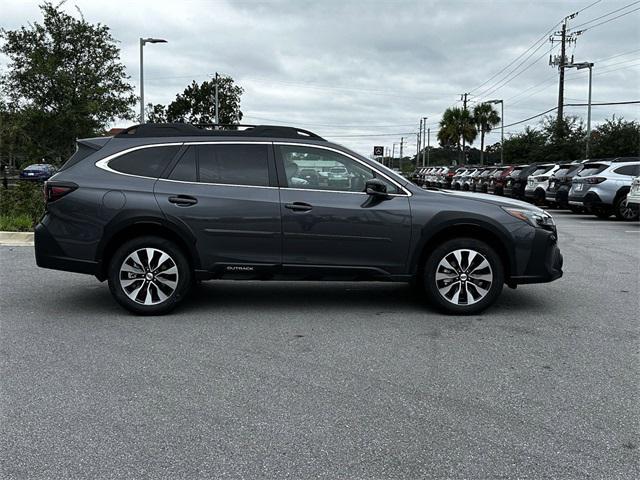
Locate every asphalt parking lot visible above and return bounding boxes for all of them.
[1,211,638,479]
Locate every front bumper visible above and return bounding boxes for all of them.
[510,228,563,285]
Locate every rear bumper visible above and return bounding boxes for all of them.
[510,229,563,285]
[34,221,99,276]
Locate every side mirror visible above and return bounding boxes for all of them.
[365,178,390,198]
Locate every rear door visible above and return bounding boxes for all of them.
[275,143,412,275]
[154,142,281,271]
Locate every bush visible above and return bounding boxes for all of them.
[0,181,45,230]
[0,214,33,231]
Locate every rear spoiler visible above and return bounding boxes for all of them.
[58,136,112,172]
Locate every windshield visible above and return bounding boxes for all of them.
[531,166,553,176]
[579,164,608,176]
[553,167,572,177]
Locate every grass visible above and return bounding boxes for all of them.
[0,214,34,232]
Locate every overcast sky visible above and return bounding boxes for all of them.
[2,0,639,155]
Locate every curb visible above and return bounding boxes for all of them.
[0,231,35,246]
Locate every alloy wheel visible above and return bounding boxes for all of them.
[618,198,638,220]
[435,249,493,306]
[119,248,179,305]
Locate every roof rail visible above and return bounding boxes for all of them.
[115,123,326,141]
[611,156,640,163]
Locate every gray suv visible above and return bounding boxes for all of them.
[35,123,563,315]
[568,158,640,220]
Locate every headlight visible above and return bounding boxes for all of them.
[502,207,555,229]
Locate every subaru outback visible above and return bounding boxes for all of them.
[35,123,563,315]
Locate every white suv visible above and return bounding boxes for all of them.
[524,164,559,205]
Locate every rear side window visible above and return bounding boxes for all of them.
[110,146,180,177]
[614,165,640,176]
[197,144,269,186]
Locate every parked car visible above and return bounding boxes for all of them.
[451,168,468,190]
[476,167,498,193]
[524,164,559,205]
[35,122,563,315]
[545,162,585,210]
[568,158,640,220]
[19,163,57,181]
[462,168,480,191]
[488,166,514,196]
[437,167,458,189]
[627,176,640,209]
[504,164,538,200]
[470,168,487,192]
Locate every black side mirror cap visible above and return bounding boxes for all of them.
[365,178,390,198]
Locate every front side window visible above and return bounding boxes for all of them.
[197,144,270,186]
[277,145,400,193]
[109,145,180,177]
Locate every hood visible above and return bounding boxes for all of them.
[430,189,545,212]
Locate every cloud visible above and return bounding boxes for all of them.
[2,0,638,155]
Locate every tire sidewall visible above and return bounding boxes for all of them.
[423,238,504,315]
[108,236,191,315]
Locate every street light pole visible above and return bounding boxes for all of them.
[422,116,428,167]
[565,61,594,159]
[139,37,167,123]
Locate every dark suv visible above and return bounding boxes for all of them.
[35,123,563,315]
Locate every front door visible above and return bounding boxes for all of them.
[154,142,281,271]
[275,144,412,275]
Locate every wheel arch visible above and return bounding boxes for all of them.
[96,216,200,281]
[411,221,514,282]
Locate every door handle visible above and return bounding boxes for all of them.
[168,195,198,206]
[284,202,313,212]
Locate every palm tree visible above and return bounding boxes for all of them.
[473,103,501,165]
[438,107,477,164]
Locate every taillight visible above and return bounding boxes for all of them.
[585,177,606,184]
[45,181,77,204]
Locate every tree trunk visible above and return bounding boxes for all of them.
[480,130,485,165]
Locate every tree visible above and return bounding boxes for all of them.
[540,116,585,162]
[472,103,500,165]
[0,2,136,163]
[590,117,640,158]
[502,127,546,164]
[437,107,477,164]
[148,77,244,125]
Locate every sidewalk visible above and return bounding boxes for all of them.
[0,231,35,246]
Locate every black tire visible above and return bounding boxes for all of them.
[569,205,583,214]
[108,236,192,315]
[593,207,611,219]
[614,195,639,221]
[422,238,504,315]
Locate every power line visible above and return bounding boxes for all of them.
[569,0,640,31]
[502,101,639,128]
[468,20,562,95]
[578,5,640,32]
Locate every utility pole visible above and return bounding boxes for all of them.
[417,118,423,165]
[391,143,397,168]
[214,72,220,125]
[399,137,404,172]
[421,117,428,167]
[427,128,430,166]
[460,93,469,163]
[549,11,581,123]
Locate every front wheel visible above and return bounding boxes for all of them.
[108,236,192,315]
[614,196,639,221]
[423,238,504,315]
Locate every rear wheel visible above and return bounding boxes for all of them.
[569,205,583,214]
[108,236,192,315]
[423,238,504,315]
[614,196,639,221]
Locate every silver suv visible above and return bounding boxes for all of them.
[568,158,640,220]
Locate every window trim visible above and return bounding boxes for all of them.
[273,142,411,196]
